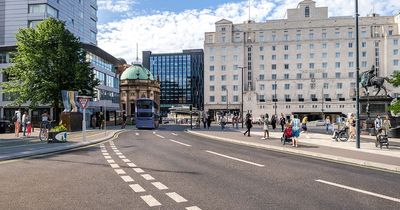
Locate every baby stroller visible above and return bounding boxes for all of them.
[281,125,293,145]
[375,129,389,149]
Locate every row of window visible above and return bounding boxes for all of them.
[208,94,351,103]
[87,53,114,72]
[94,70,119,88]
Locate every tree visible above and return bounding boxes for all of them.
[389,71,400,114]
[2,18,99,120]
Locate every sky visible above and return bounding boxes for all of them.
[97,0,400,63]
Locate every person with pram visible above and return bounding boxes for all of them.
[281,122,293,145]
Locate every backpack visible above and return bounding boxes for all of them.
[12,114,17,122]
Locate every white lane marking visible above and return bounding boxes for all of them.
[133,168,145,173]
[315,179,400,203]
[153,131,156,134]
[205,150,265,167]
[116,152,123,155]
[171,133,178,136]
[122,159,131,163]
[110,164,120,168]
[102,152,109,156]
[155,134,165,139]
[121,175,134,182]
[107,159,115,164]
[140,195,161,207]
[130,184,146,193]
[118,155,126,159]
[152,182,168,190]
[169,139,191,147]
[114,169,126,175]
[141,174,155,181]
[166,192,187,203]
[104,155,112,159]
[186,206,202,210]
[136,132,139,136]
[127,162,137,167]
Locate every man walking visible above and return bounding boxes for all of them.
[375,115,382,134]
[243,113,252,137]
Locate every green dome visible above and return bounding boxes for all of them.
[120,64,154,80]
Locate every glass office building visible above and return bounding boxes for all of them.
[143,50,204,116]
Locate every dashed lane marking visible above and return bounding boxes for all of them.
[186,206,202,210]
[118,155,126,159]
[116,152,123,155]
[136,132,139,136]
[102,152,109,156]
[114,169,126,175]
[171,133,178,136]
[110,164,120,169]
[104,155,112,159]
[152,182,168,190]
[133,168,145,173]
[130,184,146,193]
[121,175,134,183]
[107,159,115,164]
[141,195,161,207]
[122,159,131,163]
[205,150,265,167]
[315,179,400,203]
[155,134,165,139]
[153,131,156,134]
[141,174,155,181]
[166,192,188,203]
[169,139,191,147]
[127,162,137,167]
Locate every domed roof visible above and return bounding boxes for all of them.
[120,64,154,80]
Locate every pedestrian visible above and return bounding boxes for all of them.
[301,116,309,138]
[382,115,391,135]
[374,114,382,135]
[279,113,286,132]
[203,116,207,129]
[207,115,212,129]
[220,115,226,130]
[325,116,332,133]
[98,112,104,129]
[13,109,22,137]
[121,113,127,129]
[271,115,277,130]
[22,111,27,137]
[232,115,236,128]
[26,119,32,137]
[291,114,301,147]
[262,114,270,140]
[348,114,356,141]
[243,114,252,137]
[91,115,97,129]
[235,114,239,129]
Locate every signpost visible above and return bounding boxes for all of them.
[78,96,91,142]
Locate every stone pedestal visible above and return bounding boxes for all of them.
[360,96,393,120]
[60,112,82,132]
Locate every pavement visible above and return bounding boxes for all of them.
[0,126,125,161]
[187,125,400,173]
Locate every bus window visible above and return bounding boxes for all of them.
[137,100,152,109]
[137,112,153,117]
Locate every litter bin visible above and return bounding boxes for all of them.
[0,120,10,134]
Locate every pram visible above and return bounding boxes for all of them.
[375,129,389,149]
[281,125,293,145]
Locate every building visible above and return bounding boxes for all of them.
[142,49,204,116]
[204,0,400,121]
[119,64,160,117]
[0,0,122,125]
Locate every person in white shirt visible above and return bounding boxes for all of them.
[14,109,21,137]
[375,115,383,134]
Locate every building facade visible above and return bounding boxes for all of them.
[0,0,121,125]
[204,0,400,121]
[143,49,204,116]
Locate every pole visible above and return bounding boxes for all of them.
[104,101,107,135]
[226,89,229,113]
[240,67,246,128]
[355,0,361,148]
[274,80,277,117]
[190,111,193,129]
[82,108,86,142]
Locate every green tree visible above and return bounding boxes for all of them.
[389,71,400,114]
[2,18,99,120]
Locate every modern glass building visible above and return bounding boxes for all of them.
[143,50,204,116]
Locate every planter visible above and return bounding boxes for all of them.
[48,131,68,143]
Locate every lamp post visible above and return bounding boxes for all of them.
[225,88,229,114]
[238,66,247,128]
[274,80,277,117]
[355,0,361,149]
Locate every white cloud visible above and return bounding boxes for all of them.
[98,0,136,12]
[97,0,400,63]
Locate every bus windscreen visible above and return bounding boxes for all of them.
[137,100,152,109]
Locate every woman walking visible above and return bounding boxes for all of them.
[279,113,286,132]
[325,116,332,133]
[243,114,252,137]
[291,114,301,147]
[271,115,277,130]
[301,116,309,138]
[14,109,22,137]
[348,114,356,141]
[262,114,270,140]
[382,115,391,135]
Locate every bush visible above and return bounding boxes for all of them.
[51,124,67,132]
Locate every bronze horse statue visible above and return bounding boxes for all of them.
[360,65,390,96]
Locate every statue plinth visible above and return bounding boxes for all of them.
[61,112,83,132]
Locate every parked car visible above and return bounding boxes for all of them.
[316,120,325,126]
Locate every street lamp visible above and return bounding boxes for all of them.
[225,88,229,114]
[238,66,247,128]
[355,0,361,148]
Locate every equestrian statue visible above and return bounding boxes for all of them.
[360,65,390,96]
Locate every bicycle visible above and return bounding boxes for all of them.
[39,121,54,142]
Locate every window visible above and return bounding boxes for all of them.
[323,72,328,78]
[272,46,276,51]
[90,31,96,40]
[209,65,215,71]
[284,64,289,70]
[322,52,327,59]
[284,74,289,79]
[335,43,340,48]
[209,75,215,81]
[309,44,314,49]
[362,31,367,38]
[260,46,264,51]
[348,42,353,48]
[322,62,328,68]
[305,6,310,17]
[309,73,315,79]
[284,84,290,90]
[272,55,276,60]
[309,33,314,40]
[335,62,341,68]
[233,55,238,61]
[210,86,215,91]
[309,63,315,69]
[348,52,354,57]
[221,75,226,81]
[362,61,367,67]
[221,85,226,91]
[259,64,265,70]
[0,53,8,64]
[259,55,264,60]
[221,56,226,61]
[337,83,343,89]
[322,33,327,39]
[310,83,316,89]
[209,96,215,102]
[233,85,239,91]
[284,45,289,50]
[233,95,239,102]
[221,96,227,102]
[310,53,314,59]
[259,74,265,80]
[284,54,289,60]
[259,84,265,91]
[271,34,276,41]
[335,32,340,38]
[221,65,226,71]
[362,42,366,48]
[348,62,354,68]
[297,63,302,69]
[394,60,399,66]
[296,34,301,41]
[297,54,301,59]
[233,65,238,70]
[335,52,340,58]
[348,31,353,38]
[28,20,42,28]
[323,83,329,89]
[335,72,341,78]
[296,73,302,79]
[297,83,303,89]
[349,72,354,78]
[233,75,239,80]
[284,34,289,41]
[362,51,367,57]
[272,74,277,80]
[394,39,398,45]
[272,64,277,70]
[322,43,327,49]
[272,84,277,90]
[209,56,214,61]
[394,49,399,55]
[296,44,301,50]
[311,94,316,99]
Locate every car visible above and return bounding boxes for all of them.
[316,120,325,126]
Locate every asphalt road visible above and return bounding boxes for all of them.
[1,125,399,210]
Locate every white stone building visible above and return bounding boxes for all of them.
[204,0,400,121]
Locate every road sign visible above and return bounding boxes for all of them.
[79,97,90,109]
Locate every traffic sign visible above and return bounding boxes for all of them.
[78,96,91,109]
